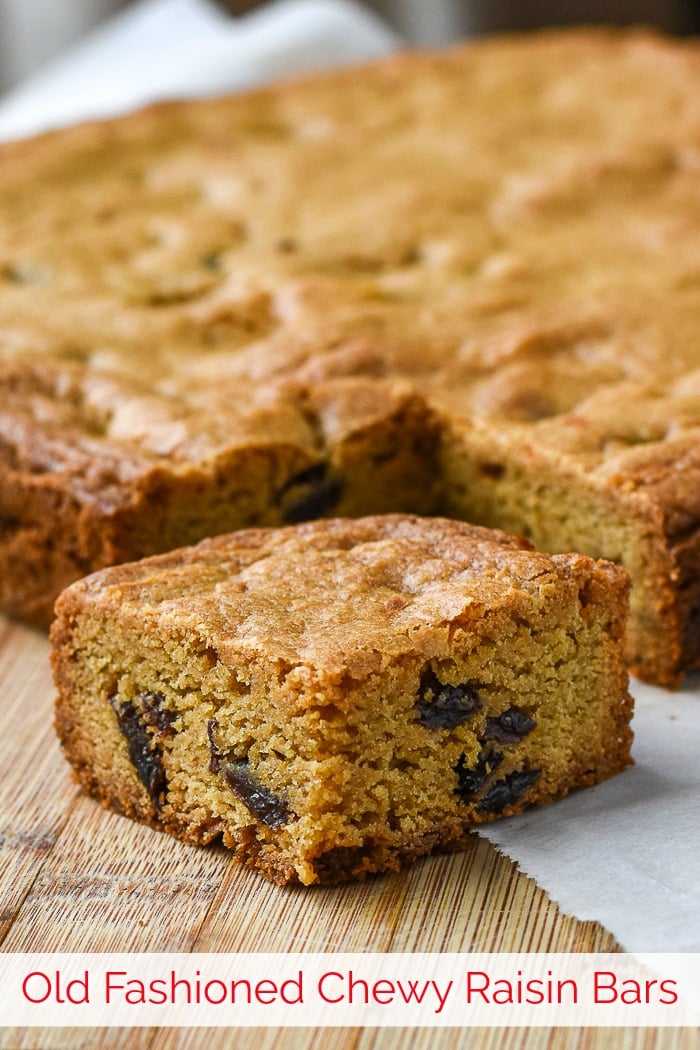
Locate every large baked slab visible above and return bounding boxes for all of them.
[2,29,700,683]
[52,514,632,884]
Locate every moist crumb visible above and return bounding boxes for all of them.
[52,513,633,885]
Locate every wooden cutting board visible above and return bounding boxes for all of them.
[1,616,688,1050]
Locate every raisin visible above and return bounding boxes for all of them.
[453,747,503,799]
[207,718,226,774]
[479,462,505,480]
[207,721,292,826]
[484,706,536,744]
[476,768,542,814]
[109,697,168,808]
[278,462,343,523]
[139,691,177,736]
[417,670,483,729]
[223,760,291,828]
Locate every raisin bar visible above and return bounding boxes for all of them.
[52,515,632,885]
[2,30,700,683]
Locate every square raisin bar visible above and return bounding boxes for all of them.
[52,515,632,884]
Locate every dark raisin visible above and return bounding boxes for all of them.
[476,768,542,814]
[223,760,291,828]
[109,697,168,808]
[139,691,177,735]
[0,511,21,531]
[417,670,483,729]
[278,462,343,523]
[453,748,503,799]
[484,706,536,744]
[479,462,505,480]
[207,718,226,774]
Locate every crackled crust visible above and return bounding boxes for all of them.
[52,515,632,884]
[3,29,700,681]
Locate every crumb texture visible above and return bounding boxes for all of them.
[52,515,633,885]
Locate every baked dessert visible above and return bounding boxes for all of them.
[3,29,700,684]
[52,515,632,885]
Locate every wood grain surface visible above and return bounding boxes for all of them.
[0,617,692,1050]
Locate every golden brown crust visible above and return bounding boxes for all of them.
[3,29,700,681]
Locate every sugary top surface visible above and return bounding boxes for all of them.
[3,29,700,487]
[59,515,625,674]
